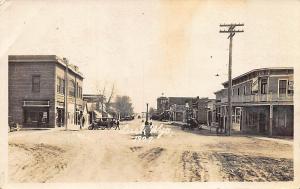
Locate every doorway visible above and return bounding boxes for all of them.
[56,108,65,127]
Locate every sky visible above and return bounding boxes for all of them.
[0,0,299,112]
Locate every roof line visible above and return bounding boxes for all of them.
[222,67,293,85]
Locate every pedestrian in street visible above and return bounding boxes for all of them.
[79,112,83,130]
[115,119,120,130]
[82,116,85,128]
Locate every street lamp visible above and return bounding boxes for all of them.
[143,103,151,138]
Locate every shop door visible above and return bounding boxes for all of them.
[57,109,65,127]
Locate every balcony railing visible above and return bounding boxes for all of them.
[220,93,293,103]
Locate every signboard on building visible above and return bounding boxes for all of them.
[43,112,47,118]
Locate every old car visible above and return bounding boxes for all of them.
[88,117,117,130]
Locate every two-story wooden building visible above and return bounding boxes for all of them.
[8,55,84,128]
[214,67,293,136]
[191,97,216,125]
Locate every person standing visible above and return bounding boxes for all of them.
[115,119,120,130]
[79,112,83,130]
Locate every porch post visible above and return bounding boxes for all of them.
[269,105,273,136]
[240,108,244,133]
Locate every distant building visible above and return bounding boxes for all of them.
[168,97,194,108]
[157,96,202,122]
[8,55,84,128]
[83,94,112,123]
[156,96,169,114]
[214,67,293,136]
[191,97,216,125]
[169,104,186,122]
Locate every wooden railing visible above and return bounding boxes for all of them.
[220,93,293,103]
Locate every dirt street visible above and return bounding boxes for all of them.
[8,119,293,182]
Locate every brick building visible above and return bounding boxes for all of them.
[156,96,169,114]
[214,67,293,136]
[157,96,196,122]
[8,55,84,128]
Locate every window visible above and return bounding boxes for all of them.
[61,79,65,94]
[56,77,60,93]
[24,109,49,124]
[32,75,40,92]
[237,88,240,96]
[76,82,79,97]
[243,86,246,95]
[78,87,82,98]
[261,78,267,94]
[69,80,75,97]
[277,110,287,128]
[57,77,65,94]
[279,80,287,97]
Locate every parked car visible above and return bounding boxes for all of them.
[88,117,117,130]
[123,115,134,121]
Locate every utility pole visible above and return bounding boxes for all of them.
[145,103,149,125]
[63,57,69,131]
[219,23,244,136]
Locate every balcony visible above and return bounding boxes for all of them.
[220,93,293,104]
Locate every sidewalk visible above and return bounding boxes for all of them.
[169,121,293,145]
[55,124,87,131]
[249,136,293,145]
[15,124,86,132]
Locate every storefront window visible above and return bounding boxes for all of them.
[24,108,49,126]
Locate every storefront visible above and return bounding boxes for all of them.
[23,100,50,128]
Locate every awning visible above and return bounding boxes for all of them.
[23,100,50,107]
[94,110,102,118]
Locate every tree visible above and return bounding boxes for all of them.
[149,107,155,116]
[113,95,134,118]
[95,82,115,116]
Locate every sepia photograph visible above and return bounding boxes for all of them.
[0,0,300,189]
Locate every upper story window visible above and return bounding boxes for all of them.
[76,85,82,98]
[57,77,65,95]
[243,86,246,95]
[32,75,40,92]
[76,82,79,98]
[69,80,75,97]
[260,78,268,94]
[279,80,287,97]
[237,88,240,96]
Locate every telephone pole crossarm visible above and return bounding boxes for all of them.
[219,30,244,33]
[220,23,244,27]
